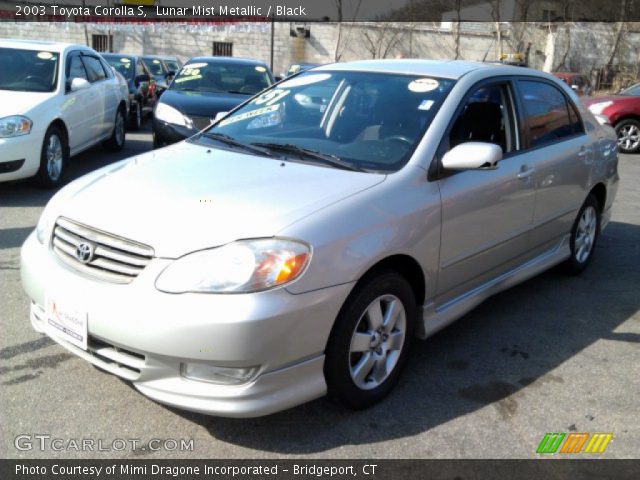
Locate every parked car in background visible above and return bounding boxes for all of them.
[102,53,157,130]
[0,39,127,188]
[281,62,322,79]
[152,56,273,148]
[159,55,182,75]
[553,72,592,96]
[141,55,174,96]
[584,82,640,153]
[23,60,618,417]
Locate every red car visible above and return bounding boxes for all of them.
[583,83,640,153]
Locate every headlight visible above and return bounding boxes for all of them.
[155,238,311,293]
[35,203,57,244]
[0,115,32,138]
[588,101,613,115]
[154,102,192,128]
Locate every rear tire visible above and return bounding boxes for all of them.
[36,125,68,189]
[564,194,601,275]
[324,271,416,409]
[615,118,640,153]
[104,106,126,152]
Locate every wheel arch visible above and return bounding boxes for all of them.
[352,254,426,308]
[48,118,69,155]
[589,182,607,212]
[612,114,640,128]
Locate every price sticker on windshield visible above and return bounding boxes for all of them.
[252,89,290,107]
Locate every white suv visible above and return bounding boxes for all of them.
[0,39,128,188]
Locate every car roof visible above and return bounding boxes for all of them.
[315,59,549,80]
[0,38,91,54]
[185,56,269,67]
[103,53,136,60]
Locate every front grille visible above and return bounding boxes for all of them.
[189,115,215,131]
[52,217,154,284]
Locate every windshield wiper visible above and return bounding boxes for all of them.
[200,133,274,157]
[251,143,365,172]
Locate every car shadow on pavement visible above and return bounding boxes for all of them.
[169,220,640,454]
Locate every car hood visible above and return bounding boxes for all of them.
[159,89,250,117]
[55,141,386,258]
[0,89,55,116]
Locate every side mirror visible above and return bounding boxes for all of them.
[135,74,150,85]
[274,75,283,82]
[70,77,91,92]
[214,111,229,122]
[442,142,503,170]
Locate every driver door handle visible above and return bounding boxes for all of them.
[517,168,535,180]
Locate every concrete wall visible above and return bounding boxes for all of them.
[1,21,638,81]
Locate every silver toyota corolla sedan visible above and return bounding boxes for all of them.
[21,60,619,417]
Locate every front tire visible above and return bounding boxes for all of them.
[564,194,601,275]
[104,106,126,152]
[36,125,68,189]
[615,118,640,153]
[129,101,142,131]
[324,271,416,409]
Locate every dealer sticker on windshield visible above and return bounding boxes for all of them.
[408,78,439,93]
[45,297,88,350]
[219,104,280,126]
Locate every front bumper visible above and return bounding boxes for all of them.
[0,133,42,182]
[152,117,196,146]
[21,231,354,417]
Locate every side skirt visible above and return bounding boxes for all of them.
[417,235,571,340]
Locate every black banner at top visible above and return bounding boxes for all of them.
[2,0,640,22]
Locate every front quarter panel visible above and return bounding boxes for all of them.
[281,165,440,302]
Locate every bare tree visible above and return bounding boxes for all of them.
[361,24,405,59]
[333,0,364,62]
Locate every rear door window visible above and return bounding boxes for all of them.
[518,80,583,148]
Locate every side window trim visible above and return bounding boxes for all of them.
[513,77,586,152]
[65,51,88,93]
[429,76,520,181]
[81,53,108,84]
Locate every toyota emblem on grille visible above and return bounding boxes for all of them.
[75,242,95,264]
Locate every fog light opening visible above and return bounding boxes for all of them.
[180,363,259,385]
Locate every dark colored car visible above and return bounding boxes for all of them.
[584,82,640,153]
[553,72,592,96]
[102,54,156,130]
[141,56,175,96]
[152,56,273,148]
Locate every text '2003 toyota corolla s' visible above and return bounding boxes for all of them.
[21,60,619,417]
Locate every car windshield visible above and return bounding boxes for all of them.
[196,70,454,172]
[103,55,134,79]
[142,58,166,76]
[170,61,272,95]
[0,47,59,92]
[164,60,180,72]
[620,83,640,96]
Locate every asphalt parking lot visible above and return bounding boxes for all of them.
[1,123,638,459]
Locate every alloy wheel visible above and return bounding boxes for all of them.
[46,134,63,182]
[574,205,597,263]
[617,123,640,151]
[349,294,407,390]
